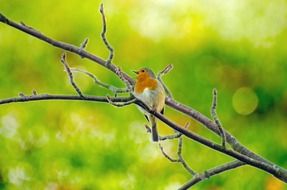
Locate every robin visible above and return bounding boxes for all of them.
[133,68,166,142]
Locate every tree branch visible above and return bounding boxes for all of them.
[71,68,129,95]
[99,3,114,65]
[106,96,136,107]
[135,100,287,182]
[0,94,133,105]
[1,92,285,183]
[165,98,276,163]
[159,134,196,175]
[61,53,85,98]
[0,13,132,86]
[79,38,89,50]
[157,64,173,98]
[177,136,196,175]
[145,124,182,141]
[159,132,182,141]
[179,160,245,190]
[159,143,179,162]
[211,88,226,148]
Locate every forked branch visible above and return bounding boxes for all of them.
[179,160,245,189]
[71,68,129,95]
[100,3,114,65]
[211,88,226,148]
[61,53,85,98]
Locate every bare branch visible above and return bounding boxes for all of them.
[158,64,173,77]
[0,12,133,87]
[136,100,287,182]
[177,136,197,175]
[71,68,129,94]
[159,143,179,162]
[100,3,114,65]
[145,124,182,141]
[157,64,173,98]
[106,96,136,107]
[165,98,275,165]
[20,21,35,30]
[0,94,133,105]
[179,161,245,190]
[115,67,134,91]
[211,88,226,148]
[159,132,182,141]
[159,136,196,175]
[177,123,196,175]
[159,122,196,175]
[61,53,84,98]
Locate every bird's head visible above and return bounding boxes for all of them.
[133,68,156,81]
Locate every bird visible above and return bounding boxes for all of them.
[133,68,166,142]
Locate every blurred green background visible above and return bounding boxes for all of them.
[1,0,287,189]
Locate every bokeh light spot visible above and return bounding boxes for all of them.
[232,87,258,115]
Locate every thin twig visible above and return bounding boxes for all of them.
[145,126,182,141]
[80,38,89,50]
[159,121,189,141]
[177,123,196,175]
[144,120,182,141]
[159,136,196,175]
[61,53,84,98]
[79,38,89,58]
[177,136,197,175]
[159,143,179,162]
[106,96,136,107]
[100,3,114,65]
[157,64,173,98]
[159,123,196,175]
[179,161,245,190]
[71,68,129,94]
[158,64,173,77]
[20,21,35,30]
[115,67,134,91]
[211,88,226,148]
[159,132,182,141]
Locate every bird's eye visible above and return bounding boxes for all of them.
[141,69,144,72]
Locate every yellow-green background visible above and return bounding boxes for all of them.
[0,0,287,189]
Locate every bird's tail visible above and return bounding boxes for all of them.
[150,116,159,142]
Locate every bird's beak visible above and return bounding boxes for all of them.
[133,70,139,74]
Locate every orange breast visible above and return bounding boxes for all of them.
[134,78,158,93]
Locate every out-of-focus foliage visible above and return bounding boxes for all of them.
[0,0,287,189]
